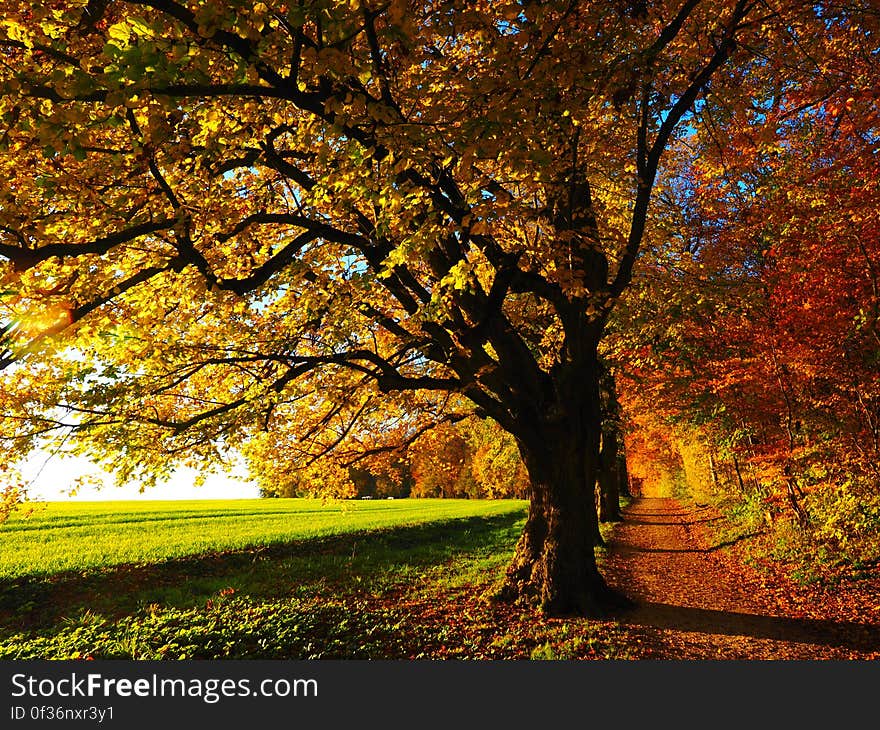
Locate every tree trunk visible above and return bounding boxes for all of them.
[497,353,627,617]
[597,430,622,523]
[617,444,631,498]
[597,362,622,523]
[732,452,746,494]
[708,451,719,490]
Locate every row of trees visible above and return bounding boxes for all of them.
[259,415,530,499]
[261,391,629,515]
[1,1,876,613]
[609,7,880,564]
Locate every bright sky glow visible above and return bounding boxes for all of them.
[17,452,261,501]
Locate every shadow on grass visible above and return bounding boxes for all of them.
[0,512,525,633]
[616,601,880,653]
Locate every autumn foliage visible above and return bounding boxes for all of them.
[257,415,528,499]
[610,6,880,567]
[0,467,27,525]
[1,1,878,609]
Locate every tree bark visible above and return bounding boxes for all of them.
[598,433,623,523]
[617,443,631,498]
[497,351,627,616]
[597,362,623,523]
[732,452,746,494]
[708,451,719,490]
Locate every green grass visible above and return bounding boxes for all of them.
[0,497,640,660]
[0,497,526,581]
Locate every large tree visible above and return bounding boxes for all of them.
[1,0,791,614]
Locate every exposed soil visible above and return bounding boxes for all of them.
[603,497,880,659]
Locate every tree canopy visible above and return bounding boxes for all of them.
[2,0,875,614]
[608,4,880,564]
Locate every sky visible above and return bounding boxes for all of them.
[17,451,261,501]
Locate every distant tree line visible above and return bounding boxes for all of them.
[260,417,530,500]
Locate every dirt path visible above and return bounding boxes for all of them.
[603,497,880,659]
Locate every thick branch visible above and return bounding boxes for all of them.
[611,0,752,298]
[0,220,176,272]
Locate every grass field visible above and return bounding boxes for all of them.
[0,497,526,580]
[0,497,635,660]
